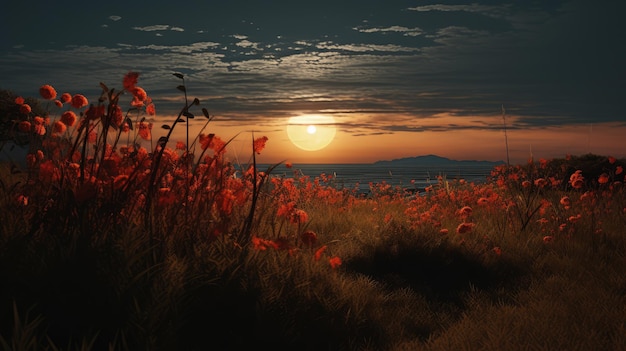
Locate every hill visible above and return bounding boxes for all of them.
[373,154,505,167]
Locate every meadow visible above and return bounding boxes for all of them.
[1,74,625,351]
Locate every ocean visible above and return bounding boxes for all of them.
[257,163,497,193]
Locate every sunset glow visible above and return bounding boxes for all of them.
[286,115,337,152]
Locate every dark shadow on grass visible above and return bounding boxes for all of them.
[344,242,529,307]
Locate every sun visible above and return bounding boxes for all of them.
[287,114,336,151]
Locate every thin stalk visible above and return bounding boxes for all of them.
[502,104,510,168]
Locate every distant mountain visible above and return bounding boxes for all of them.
[373,154,505,166]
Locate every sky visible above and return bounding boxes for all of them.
[1,0,624,164]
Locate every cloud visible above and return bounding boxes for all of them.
[315,42,420,53]
[407,4,510,18]
[108,15,122,21]
[132,25,170,32]
[170,27,185,32]
[353,25,424,37]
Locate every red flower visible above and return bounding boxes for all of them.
[300,230,318,246]
[123,71,139,91]
[15,96,25,105]
[457,206,472,218]
[39,84,57,100]
[569,170,584,189]
[60,93,72,103]
[329,256,342,269]
[19,104,32,115]
[456,222,474,234]
[253,136,268,154]
[608,156,616,164]
[559,196,571,209]
[71,94,89,109]
[132,87,147,101]
[146,102,156,116]
[39,160,60,182]
[290,209,308,225]
[111,104,124,127]
[60,111,77,127]
[138,121,152,140]
[598,173,609,184]
[85,105,105,120]
[314,245,327,261]
[18,121,31,133]
[52,121,66,134]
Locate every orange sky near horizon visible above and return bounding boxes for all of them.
[160,115,625,165]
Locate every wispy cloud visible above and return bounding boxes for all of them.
[407,4,510,18]
[132,25,171,32]
[353,25,424,37]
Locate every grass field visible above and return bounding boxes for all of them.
[1,76,625,350]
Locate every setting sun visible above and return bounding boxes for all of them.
[287,115,336,151]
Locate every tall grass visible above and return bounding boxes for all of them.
[1,76,625,350]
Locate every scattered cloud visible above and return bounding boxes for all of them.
[354,25,424,37]
[132,25,171,32]
[108,15,122,21]
[407,4,510,18]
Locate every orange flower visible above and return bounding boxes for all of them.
[521,180,531,188]
[456,222,474,234]
[439,228,449,235]
[253,136,268,154]
[543,235,553,243]
[598,173,609,184]
[39,84,57,100]
[492,247,502,256]
[285,161,293,168]
[329,256,342,269]
[14,96,25,105]
[71,94,89,109]
[608,156,616,164]
[54,100,63,108]
[60,111,78,127]
[616,166,623,175]
[19,104,31,115]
